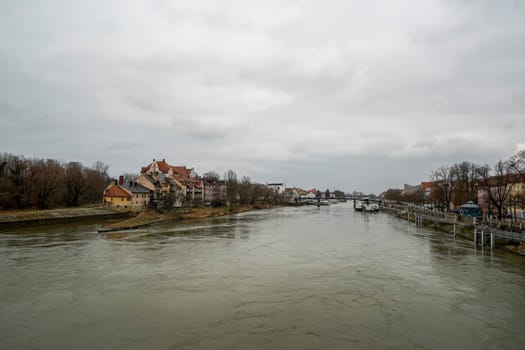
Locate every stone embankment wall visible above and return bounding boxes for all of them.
[0,207,132,229]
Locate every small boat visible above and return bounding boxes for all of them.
[365,203,379,212]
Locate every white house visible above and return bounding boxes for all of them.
[267,182,285,194]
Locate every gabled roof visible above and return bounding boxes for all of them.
[141,159,193,178]
[139,173,156,184]
[171,166,193,178]
[140,159,202,190]
[104,185,131,198]
[141,159,172,174]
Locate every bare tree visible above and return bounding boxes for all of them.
[384,189,403,202]
[451,161,482,205]
[251,183,268,204]
[32,159,65,209]
[0,154,114,209]
[431,166,454,211]
[509,150,525,181]
[238,176,253,205]
[65,162,85,207]
[122,173,139,184]
[224,169,238,210]
[478,160,514,220]
[203,171,220,180]
[6,154,32,207]
[83,161,110,204]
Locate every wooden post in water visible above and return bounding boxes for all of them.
[453,224,456,237]
[474,226,477,244]
[490,232,495,249]
[481,229,484,247]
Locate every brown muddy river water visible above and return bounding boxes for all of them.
[1,203,525,349]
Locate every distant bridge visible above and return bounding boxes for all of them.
[293,196,381,207]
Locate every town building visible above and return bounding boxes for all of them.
[284,187,300,203]
[103,176,151,212]
[477,174,525,217]
[403,184,422,195]
[203,176,226,206]
[421,182,434,200]
[267,183,285,195]
[139,158,204,207]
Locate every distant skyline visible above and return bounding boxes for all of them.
[1,0,524,194]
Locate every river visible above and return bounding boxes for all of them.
[1,203,525,349]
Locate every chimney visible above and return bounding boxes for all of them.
[118,176,124,185]
[129,181,133,187]
[162,158,165,162]
[134,181,138,187]
[114,179,117,185]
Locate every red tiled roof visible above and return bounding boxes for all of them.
[104,185,131,198]
[141,159,171,173]
[170,166,192,178]
[140,159,204,190]
[141,160,193,179]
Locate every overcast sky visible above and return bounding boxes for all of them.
[1,0,524,193]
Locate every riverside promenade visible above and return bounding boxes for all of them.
[382,202,525,254]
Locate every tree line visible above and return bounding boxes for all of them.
[203,170,284,210]
[0,153,110,210]
[385,150,525,220]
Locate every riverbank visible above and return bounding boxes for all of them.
[98,204,275,232]
[0,207,132,229]
[382,206,524,256]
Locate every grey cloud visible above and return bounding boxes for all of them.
[1,0,524,193]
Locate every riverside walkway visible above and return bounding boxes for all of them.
[382,203,525,249]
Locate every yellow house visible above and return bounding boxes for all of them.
[103,179,152,212]
[508,180,525,198]
[103,183,132,210]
